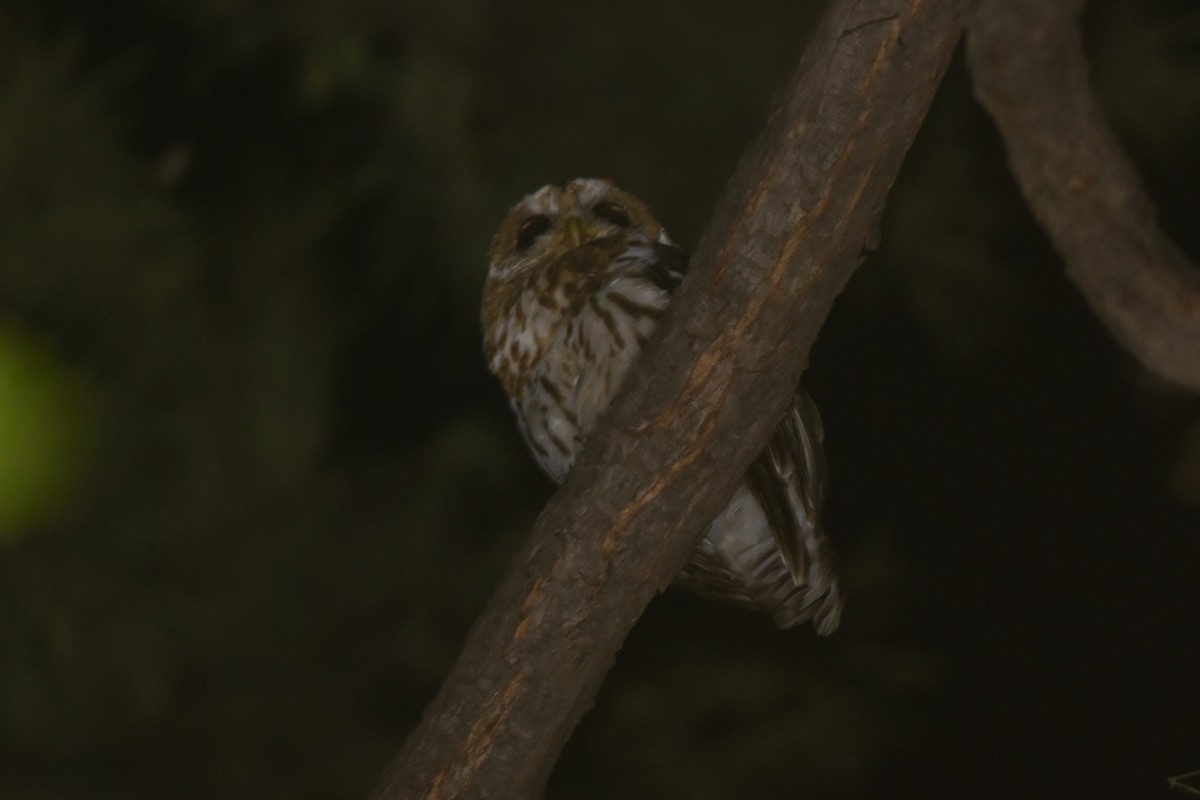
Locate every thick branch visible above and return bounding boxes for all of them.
[967,0,1200,392]
[374,1,967,797]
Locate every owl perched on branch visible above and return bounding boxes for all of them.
[481,178,841,633]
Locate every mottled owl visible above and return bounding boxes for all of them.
[481,178,841,633]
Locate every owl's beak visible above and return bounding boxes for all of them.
[559,215,592,249]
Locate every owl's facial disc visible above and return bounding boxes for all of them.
[591,200,632,228]
[557,215,592,249]
[487,178,674,282]
[515,214,553,252]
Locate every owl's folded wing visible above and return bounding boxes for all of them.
[744,389,840,625]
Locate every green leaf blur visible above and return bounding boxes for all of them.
[0,326,97,538]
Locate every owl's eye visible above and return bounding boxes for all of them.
[592,201,632,228]
[515,215,552,251]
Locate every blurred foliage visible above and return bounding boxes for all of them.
[0,0,1197,798]
[0,324,98,537]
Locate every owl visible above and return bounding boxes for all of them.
[482,178,841,633]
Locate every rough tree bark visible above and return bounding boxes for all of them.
[967,0,1200,392]
[372,0,969,798]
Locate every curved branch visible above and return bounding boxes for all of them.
[373,0,968,797]
[967,0,1200,392]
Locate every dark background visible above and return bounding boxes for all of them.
[1,1,1197,798]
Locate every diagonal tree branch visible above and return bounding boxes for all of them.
[967,0,1200,393]
[372,0,968,797]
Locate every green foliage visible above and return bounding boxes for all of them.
[0,325,98,537]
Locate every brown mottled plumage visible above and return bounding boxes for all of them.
[482,178,841,632]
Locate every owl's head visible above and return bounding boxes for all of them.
[486,178,673,282]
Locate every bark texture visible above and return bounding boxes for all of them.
[967,0,1200,392]
[372,0,969,797]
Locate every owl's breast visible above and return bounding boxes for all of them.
[516,271,670,482]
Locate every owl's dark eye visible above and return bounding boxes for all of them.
[592,201,632,228]
[515,215,552,251]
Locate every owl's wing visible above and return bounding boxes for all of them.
[744,389,840,621]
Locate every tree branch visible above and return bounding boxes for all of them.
[967,0,1200,392]
[373,0,968,797]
